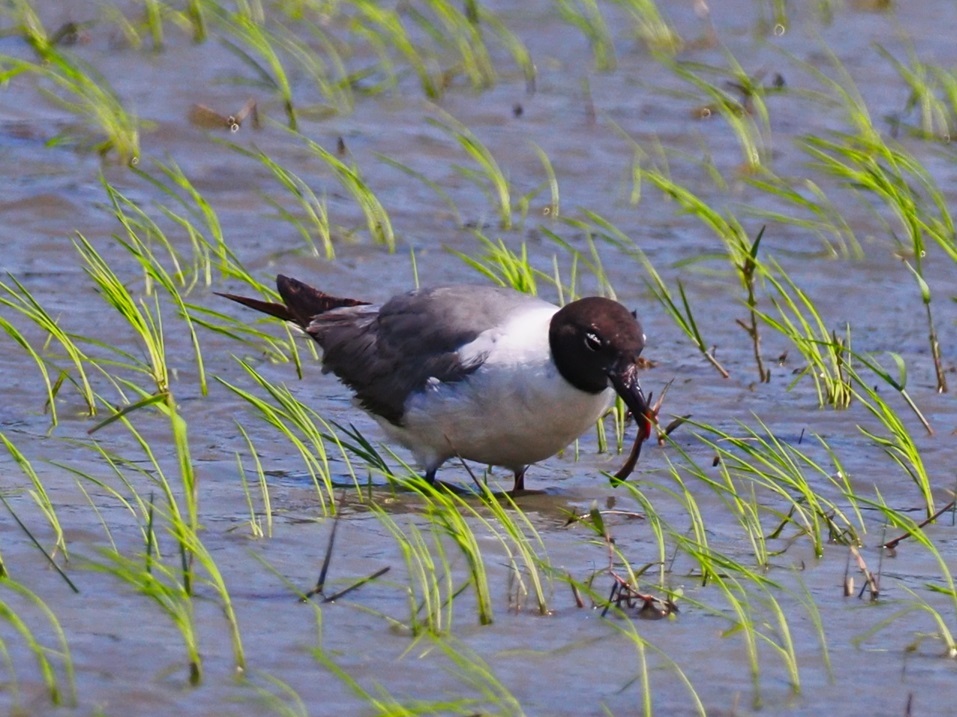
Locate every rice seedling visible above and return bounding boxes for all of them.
[611,0,682,56]
[855,496,957,656]
[0,276,98,417]
[314,634,520,716]
[429,113,512,230]
[414,484,494,626]
[0,434,68,563]
[350,2,443,99]
[236,428,273,539]
[744,173,864,259]
[72,234,170,395]
[60,233,204,589]
[735,226,771,383]
[92,542,204,684]
[531,143,560,218]
[177,519,247,674]
[543,212,624,297]
[569,500,677,617]
[127,160,254,285]
[4,0,54,58]
[846,350,932,434]
[91,404,199,587]
[56,441,163,551]
[245,671,308,717]
[611,489,669,587]
[104,0,207,50]
[0,578,76,706]
[877,43,952,141]
[83,428,245,677]
[928,67,957,136]
[690,416,863,557]
[219,377,332,498]
[668,57,773,170]
[408,0,496,91]
[801,130,955,391]
[376,153,464,227]
[216,10,301,129]
[103,182,196,292]
[333,421,405,487]
[299,134,396,251]
[466,5,536,94]
[0,313,63,425]
[100,225,211,396]
[659,442,773,570]
[572,500,706,714]
[797,58,956,393]
[757,259,852,407]
[157,0,208,43]
[216,358,385,511]
[849,373,935,518]
[347,0,534,99]
[702,574,800,707]
[0,491,78,593]
[449,233,539,295]
[637,168,772,382]
[637,253,729,378]
[628,535,799,710]
[554,0,616,71]
[276,16,355,115]
[453,480,552,615]
[10,48,141,162]
[232,0,265,23]
[226,143,335,259]
[609,618,706,717]
[857,586,957,658]
[447,226,561,305]
[432,637,524,715]
[141,0,165,51]
[372,504,459,636]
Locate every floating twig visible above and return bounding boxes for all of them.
[302,499,389,603]
[0,493,78,593]
[321,567,391,603]
[881,499,956,550]
[848,546,879,601]
[602,573,678,619]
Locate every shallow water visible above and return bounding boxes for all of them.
[1,1,957,715]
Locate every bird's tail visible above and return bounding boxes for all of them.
[217,274,369,327]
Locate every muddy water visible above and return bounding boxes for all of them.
[2,1,957,715]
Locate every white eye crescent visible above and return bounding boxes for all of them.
[584,332,602,351]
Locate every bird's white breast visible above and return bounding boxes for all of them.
[377,304,614,472]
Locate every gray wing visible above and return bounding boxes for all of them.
[306,286,547,425]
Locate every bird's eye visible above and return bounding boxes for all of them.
[584,332,602,352]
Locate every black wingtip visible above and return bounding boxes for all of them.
[275,276,370,321]
[218,276,371,327]
[215,291,301,324]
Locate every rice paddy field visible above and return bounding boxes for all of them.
[1,0,956,714]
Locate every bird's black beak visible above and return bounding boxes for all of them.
[607,360,654,484]
[608,361,649,425]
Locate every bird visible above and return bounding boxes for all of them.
[219,275,652,492]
